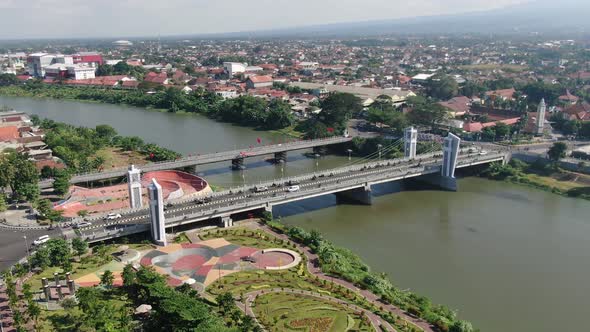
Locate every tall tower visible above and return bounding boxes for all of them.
[536,99,546,136]
[127,165,143,209]
[404,127,418,159]
[442,133,461,178]
[148,179,167,246]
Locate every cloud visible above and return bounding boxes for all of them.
[0,0,526,39]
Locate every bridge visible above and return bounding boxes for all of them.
[39,136,353,188]
[74,137,509,244]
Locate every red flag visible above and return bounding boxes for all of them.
[150,153,155,159]
[327,127,334,133]
[257,137,261,144]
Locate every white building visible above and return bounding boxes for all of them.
[67,65,95,80]
[27,53,56,77]
[223,62,246,77]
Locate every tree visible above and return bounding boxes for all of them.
[27,300,41,330]
[320,92,362,128]
[72,237,88,259]
[29,246,51,269]
[0,152,39,201]
[426,74,459,100]
[494,122,510,140]
[450,320,474,332]
[95,124,118,142]
[216,292,234,314]
[100,270,115,288]
[264,99,294,129]
[122,264,137,289]
[0,73,18,86]
[547,142,567,162]
[407,96,448,127]
[52,169,71,196]
[0,194,6,212]
[45,238,70,267]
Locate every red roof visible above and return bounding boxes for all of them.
[248,75,273,84]
[0,126,20,142]
[438,96,471,115]
[485,88,516,100]
[462,118,520,132]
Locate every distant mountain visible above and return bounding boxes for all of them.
[205,0,589,38]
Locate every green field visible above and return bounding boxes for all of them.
[253,292,374,332]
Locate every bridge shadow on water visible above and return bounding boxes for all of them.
[194,153,313,177]
[273,180,435,218]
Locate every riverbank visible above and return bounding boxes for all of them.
[0,83,297,133]
[480,159,590,200]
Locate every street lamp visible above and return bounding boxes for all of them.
[23,235,30,272]
[377,144,383,161]
[347,149,352,161]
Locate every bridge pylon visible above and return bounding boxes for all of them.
[127,165,143,209]
[404,127,417,159]
[148,179,167,246]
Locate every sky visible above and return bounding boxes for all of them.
[0,0,529,39]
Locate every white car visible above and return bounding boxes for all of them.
[33,235,50,246]
[73,222,92,229]
[479,150,488,156]
[105,213,122,220]
[254,185,269,193]
[286,185,300,192]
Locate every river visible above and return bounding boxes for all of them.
[1,95,589,331]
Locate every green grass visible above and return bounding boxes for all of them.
[269,125,304,138]
[253,292,374,332]
[200,228,289,249]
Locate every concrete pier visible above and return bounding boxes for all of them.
[336,184,372,205]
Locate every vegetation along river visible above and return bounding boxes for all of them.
[1,95,589,331]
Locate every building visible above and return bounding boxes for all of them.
[438,96,471,117]
[485,88,516,101]
[113,40,133,47]
[72,52,104,66]
[44,63,96,80]
[27,53,56,77]
[144,72,169,85]
[560,102,590,121]
[411,73,436,84]
[127,165,143,209]
[223,62,246,77]
[246,75,274,89]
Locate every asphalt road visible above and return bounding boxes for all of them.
[0,227,62,272]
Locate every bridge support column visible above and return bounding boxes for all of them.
[231,157,245,170]
[148,179,167,246]
[418,133,460,191]
[404,127,417,159]
[274,151,287,163]
[127,165,143,209]
[312,146,327,156]
[336,183,372,205]
[220,215,233,228]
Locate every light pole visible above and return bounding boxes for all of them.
[377,144,383,161]
[23,235,30,272]
[347,149,352,161]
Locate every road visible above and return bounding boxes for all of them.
[0,226,62,271]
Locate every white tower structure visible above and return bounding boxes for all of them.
[404,127,418,159]
[148,179,167,246]
[536,99,546,136]
[442,133,461,178]
[127,165,143,209]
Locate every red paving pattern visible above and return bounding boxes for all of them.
[171,255,208,273]
[55,170,210,217]
[252,251,295,268]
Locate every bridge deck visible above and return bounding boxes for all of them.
[39,136,352,188]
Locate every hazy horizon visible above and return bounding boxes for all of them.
[0,0,530,39]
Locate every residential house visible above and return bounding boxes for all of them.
[246,75,274,89]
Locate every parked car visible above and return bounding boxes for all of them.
[286,185,300,192]
[33,235,50,246]
[73,222,92,229]
[105,213,122,220]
